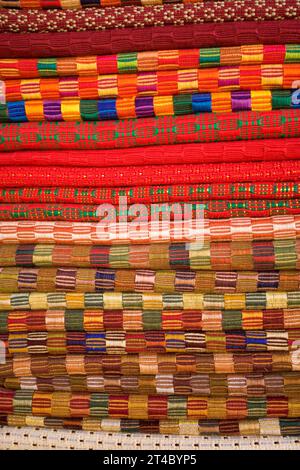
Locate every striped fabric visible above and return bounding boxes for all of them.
[2,64,299,102]
[0,0,199,8]
[2,372,300,397]
[1,91,299,122]
[1,389,300,419]
[1,45,299,79]
[1,352,299,377]
[1,308,300,332]
[2,414,300,436]
[0,214,300,244]
[1,267,300,294]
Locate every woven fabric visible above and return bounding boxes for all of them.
[1,110,300,152]
[1,2,299,34]
[1,308,300,332]
[1,352,298,376]
[2,373,300,397]
[1,389,300,419]
[1,267,300,294]
[3,65,300,102]
[0,239,300,270]
[3,139,300,167]
[0,216,299,244]
[2,160,300,188]
[1,182,300,204]
[0,0,199,7]
[1,21,300,59]
[2,199,300,221]
[1,91,299,122]
[2,414,300,436]
[1,291,300,311]
[1,45,300,80]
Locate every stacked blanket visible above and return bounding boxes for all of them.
[0,0,300,438]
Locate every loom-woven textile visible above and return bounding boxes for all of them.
[1,91,299,122]
[1,240,299,270]
[1,110,299,152]
[0,0,202,7]
[1,389,300,419]
[2,373,300,397]
[3,139,300,167]
[1,182,300,205]
[0,216,300,244]
[3,65,300,102]
[2,199,300,221]
[2,161,300,187]
[1,2,298,34]
[1,308,300,332]
[1,267,300,294]
[1,21,299,59]
[1,415,300,436]
[1,45,299,80]
[1,352,298,376]
[1,291,300,311]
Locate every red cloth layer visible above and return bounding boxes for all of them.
[0,183,299,204]
[1,161,300,187]
[2,140,300,167]
[1,20,299,58]
[1,110,299,152]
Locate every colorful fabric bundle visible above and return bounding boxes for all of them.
[2,110,300,152]
[1,1,299,34]
[2,415,300,436]
[1,0,300,441]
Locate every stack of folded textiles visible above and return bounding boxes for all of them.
[0,0,300,440]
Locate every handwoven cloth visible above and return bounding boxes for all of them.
[0,0,201,7]
[2,199,300,221]
[1,45,299,80]
[3,65,300,101]
[1,291,300,311]
[1,352,298,376]
[2,373,300,397]
[1,110,299,151]
[1,2,299,34]
[1,91,298,122]
[3,139,300,167]
[1,308,300,331]
[1,267,300,294]
[1,389,300,419]
[2,415,300,436]
[1,21,299,59]
[1,161,300,187]
[0,215,300,244]
[0,239,299,269]
[1,182,300,204]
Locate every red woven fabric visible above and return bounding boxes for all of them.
[2,200,300,220]
[1,110,299,152]
[1,20,299,58]
[2,140,300,167]
[1,161,300,187]
[1,2,297,34]
[1,182,299,204]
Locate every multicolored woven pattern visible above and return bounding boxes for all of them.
[1,267,300,294]
[1,352,299,377]
[2,64,299,102]
[1,91,299,122]
[1,389,300,419]
[2,373,300,397]
[0,0,199,8]
[1,45,300,80]
[1,1,299,34]
[0,239,300,270]
[1,308,300,332]
[1,110,300,152]
[2,415,300,436]
[1,182,300,205]
[2,199,300,220]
